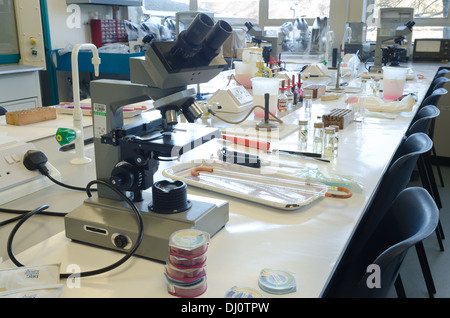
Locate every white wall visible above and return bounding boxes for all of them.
[46,1,127,50]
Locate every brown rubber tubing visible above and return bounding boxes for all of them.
[191,167,214,176]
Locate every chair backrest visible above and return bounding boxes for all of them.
[407,105,440,136]
[354,187,439,298]
[432,76,450,91]
[420,88,447,108]
[376,132,432,213]
[423,69,450,97]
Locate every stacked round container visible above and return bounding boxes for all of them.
[165,229,210,298]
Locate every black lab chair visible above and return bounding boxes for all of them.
[323,133,433,297]
[324,187,439,298]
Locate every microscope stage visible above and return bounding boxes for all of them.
[64,193,229,262]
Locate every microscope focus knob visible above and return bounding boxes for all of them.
[110,161,143,191]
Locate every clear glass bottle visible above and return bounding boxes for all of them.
[313,122,324,155]
[297,81,303,103]
[323,127,336,159]
[277,80,288,112]
[329,125,339,157]
[298,119,309,150]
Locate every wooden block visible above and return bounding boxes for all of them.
[5,107,57,126]
[303,84,327,98]
[321,93,341,101]
[322,108,354,129]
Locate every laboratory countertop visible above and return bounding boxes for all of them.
[0,62,442,299]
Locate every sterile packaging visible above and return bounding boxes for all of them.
[0,284,64,298]
[0,264,63,298]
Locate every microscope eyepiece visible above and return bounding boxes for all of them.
[170,13,215,59]
[201,20,233,60]
[405,21,415,30]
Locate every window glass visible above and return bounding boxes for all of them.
[0,0,19,56]
[268,0,330,19]
[198,0,259,24]
[411,26,447,40]
[366,1,450,41]
[142,0,190,16]
[374,0,449,18]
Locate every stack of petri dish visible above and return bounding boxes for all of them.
[165,229,210,298]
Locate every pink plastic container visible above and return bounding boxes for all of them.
[165,261,207,283]
[168,253,207,268]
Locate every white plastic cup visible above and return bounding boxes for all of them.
[233,61,253,88]
[251,77,281,117]
[382,66,408,100]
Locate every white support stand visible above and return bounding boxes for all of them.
[70,43,101,165]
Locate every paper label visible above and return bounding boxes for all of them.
[93,103,107,138]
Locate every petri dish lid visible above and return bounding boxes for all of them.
[258,268,296,295]
[225,286,264,298]
[169,229,210,254]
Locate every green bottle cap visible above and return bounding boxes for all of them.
[55,128,76,146]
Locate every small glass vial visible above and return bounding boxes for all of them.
[313,122,324,155]
[303,93,313,119]
[286,79,294,108]
[370,76,381,96]
[329,125,339,157]
[277,80,288,112]
[355,79,367,122]
[298,119,309,150]
[323,127,336,159]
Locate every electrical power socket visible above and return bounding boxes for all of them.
[0,141,60,205]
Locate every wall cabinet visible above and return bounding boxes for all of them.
[0,65,42,112]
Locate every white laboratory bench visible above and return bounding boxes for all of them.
[0,62,441,299]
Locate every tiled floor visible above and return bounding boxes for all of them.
[387,164,450,298]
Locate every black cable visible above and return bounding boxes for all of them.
[39,166,97,192]
[0,214,25,227]
[0,207,67,217]
[44,171,90,192]
[6,179,144,279]
[7,205,51,265]
[0,207,67,227]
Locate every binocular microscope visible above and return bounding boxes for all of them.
[64,13,232,262]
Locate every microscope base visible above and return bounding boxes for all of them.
[64,193,229,262]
